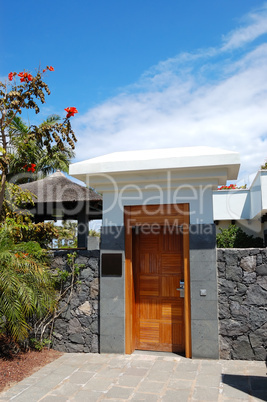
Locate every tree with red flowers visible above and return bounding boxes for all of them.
[0,66,78,215]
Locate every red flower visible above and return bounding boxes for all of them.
[47,66,54,71]
[64,107,78,118]
[27,163,36,172]
[43,69,46,73]
[18,72,33,82]
[23,163,36,172]
[8,72,14,81]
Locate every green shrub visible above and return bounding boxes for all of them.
[0,225,56,341]
[216,224,264,248]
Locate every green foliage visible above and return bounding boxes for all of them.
[0,67,77,217]
[0,225,56,341]
[216,224,264,248]
[5,218,58,249]
[54,220,77,248]
[30,337,51,351]
[89,229,100,238]
[8,115,75,183]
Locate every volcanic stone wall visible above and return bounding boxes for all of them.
[217,249,267,360]
[50,250,100,353]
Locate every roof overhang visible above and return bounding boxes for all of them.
[70,147,240,188]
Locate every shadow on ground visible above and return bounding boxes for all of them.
[223,374,267,401]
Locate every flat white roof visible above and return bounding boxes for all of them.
[70,146,240,180]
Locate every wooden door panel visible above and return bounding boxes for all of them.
[135,227,185,353]
[161,276,180,297]
[161,254,182,274]
[140,253,159,274]
[139,320,160,344]
[139,298,160,320]
[139,276,159,296]
[161,301,183,320]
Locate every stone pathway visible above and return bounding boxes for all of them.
[0,352,266,401]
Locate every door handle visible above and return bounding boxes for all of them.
[177,280,184,297]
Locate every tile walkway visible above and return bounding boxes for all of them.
[0,351,266,401]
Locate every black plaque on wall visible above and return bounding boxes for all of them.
[101,253,122,277]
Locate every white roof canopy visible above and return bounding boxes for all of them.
[70,146,240,184]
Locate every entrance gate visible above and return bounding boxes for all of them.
[125,204,191,357]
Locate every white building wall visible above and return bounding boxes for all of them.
[102,184,214,227]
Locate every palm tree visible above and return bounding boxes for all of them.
[7,115,75,183]
[0,225,56,341]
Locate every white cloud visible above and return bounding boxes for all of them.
[73,5,267,182]
[221,3,267,51]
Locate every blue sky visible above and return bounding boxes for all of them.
[2,0,267,183]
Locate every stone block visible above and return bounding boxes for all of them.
[218,278,235,296]
[245,284,267,306]
[189,224,216,250]
[100,277,124,299]
[100,333,124,353]
[90,278,99,298]
[191,299,218,320]
[256,264,267,276]
[226,265,242,282]
[100,297,124,318]
[257,276,267,290]
[231,335,254,360]
[219,319,249,337]
[69,333,84,344]
[100,316,124,336]
[240,255,256,272]
[219,336,231,359]
[191,280,218,301]
[243,272,256,284]
[191,330,219,359]
[225,250,239,266]
[216,249,225,262]
[101,226,125,250]
[190,258,217,281]
[249,306,267,330]
[191,319,219,342]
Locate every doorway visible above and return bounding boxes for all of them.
[124,204,191,357]
[133,226,185,353]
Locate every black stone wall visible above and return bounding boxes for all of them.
[217,248,267,360]
[50,250,100,353]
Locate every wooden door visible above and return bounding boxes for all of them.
[134,226,185,353]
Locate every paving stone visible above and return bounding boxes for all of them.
[130,392,159,401]
[49,381,81,396]
[8,386,51,402]
[171,370,197,380]
[161,389,190,401]
[68,370,95,384]
[137,380,165,394]
[79,362,105,372]
[105,385,135,399]
[1,352,266,402]
[222,384,250,399]
[129,359,156,368]
[151,360,176,371]
[146,369,170,382]
[95,367,122,378]
[41,396,68,402]
[117,375,143,387]
[193,386,220,401]
[168,378,193,389]
[72,390,104,401]
[83,377,115,391]
[124,368,149,377]
[195,374,221,387]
